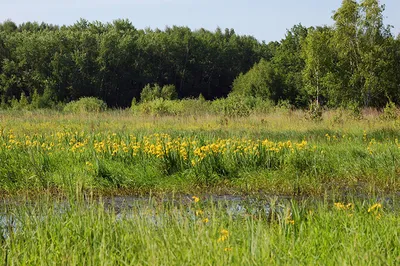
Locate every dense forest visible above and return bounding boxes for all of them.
[0,0,399,108]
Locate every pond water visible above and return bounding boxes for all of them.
[1,193,399,240]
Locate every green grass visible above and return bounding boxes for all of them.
[0,196,399,265]
[0,109,400,195]
[1,109,399,265]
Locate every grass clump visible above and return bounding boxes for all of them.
[64,97,107,113]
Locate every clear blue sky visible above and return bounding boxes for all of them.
[1,0,399,42]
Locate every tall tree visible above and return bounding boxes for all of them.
[302,26,339,106]
[358,0,391,106]
[272,24,308,106]
[332,0,362,105]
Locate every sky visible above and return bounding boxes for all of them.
[1,0,399,42]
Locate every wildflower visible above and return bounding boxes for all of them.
[368,203,382,213]
[218,235,228,242]
[217,229,229,242]
[220,229,229,236]
[202,218,209,223]
[334,202,353,211]
[195,210,204,216]
[192,196,200,203]
[224,247,232,252]
[286,219,295,225]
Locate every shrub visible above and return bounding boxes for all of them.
[135,99,183,116]
[30,88,56,109]
[140,84,177,102]
[179,97,211,116]
[211,95,274,117]
[231,59,280,101]
[64,97,107,113]
[381,100,398,120]
[10,93,29,110]
[160,85,178,101]
[347,101,363,120]
[306,100,323,121]
[211,96,250,117]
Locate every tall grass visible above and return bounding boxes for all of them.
[0,196,398,265]
[0,109,400,194]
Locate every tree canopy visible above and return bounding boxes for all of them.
[0,0,399,109]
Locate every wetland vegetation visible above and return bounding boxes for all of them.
[1,0,399,264]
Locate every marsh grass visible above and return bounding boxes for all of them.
[0,196,399,265]
[0,109,400,195]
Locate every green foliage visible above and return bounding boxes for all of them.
[306,100,323,121]
[134,98,183,116]
[0,21,265,107]
[274,99,293,114]
[1,198,399,265]
[140,84,178,103]
[211,95,253,117]
[161,84,178,100]
[179,97,212,116]
[18,92,29,109]
[0,4,399,111]
[30,88,56,109]
[1,110,400,195]
[231,59,279,101]
[347,101,363,120]
[381,100,398,120]
[64,97,107,113]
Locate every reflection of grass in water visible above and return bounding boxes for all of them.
[0,196,399,265]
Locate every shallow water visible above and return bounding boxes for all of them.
[1,193,399,240]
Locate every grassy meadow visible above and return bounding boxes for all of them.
[0,108,400,195]
[0,108,399,265]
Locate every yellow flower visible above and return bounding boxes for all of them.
[334,202,353,211]
[286,219,295,225]
[368,203,382,213]
[202,218,209,223]
[217,235,228,242]
[195,210,204,216]
[220,229,229,236]
[217,229,229,242]
[192,196,200,203]
[224,247,232,252]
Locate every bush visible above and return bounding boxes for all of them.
[179,97,211,116]
[211,95,251,117]
[381,101,398,120]
[306,100,323,121]
[30,88,56,109]
[134,99,183,116]
[211,95,274,117]
[140,84,177,102]
[64,97,107,113]
[231,59,279,101]
[347,101,363,120]
[9,93,29,110]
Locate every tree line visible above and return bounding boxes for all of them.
[0,0,399,109]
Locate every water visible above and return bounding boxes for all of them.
[1,193,399,240]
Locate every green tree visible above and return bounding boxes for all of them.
[332,0,361,105]
[272,24,308,106]
[231,59,281,102]
[302,26,340,106]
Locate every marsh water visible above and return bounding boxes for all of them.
[1,193,399,240]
